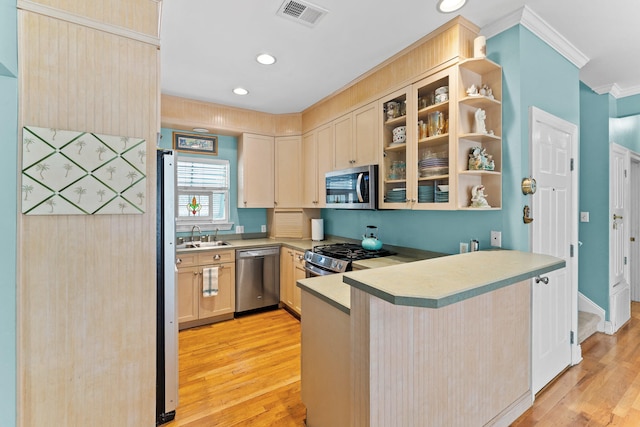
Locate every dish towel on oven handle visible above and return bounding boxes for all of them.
[202,266,219,297]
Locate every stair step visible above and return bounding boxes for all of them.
[578,311,600,343]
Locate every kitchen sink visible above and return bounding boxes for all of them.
[178,241,232,249]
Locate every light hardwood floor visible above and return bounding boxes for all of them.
[165,309,306,426]
[167,304,640,426]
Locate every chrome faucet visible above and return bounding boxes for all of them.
[213,227,219,242]
[191,225,201,242]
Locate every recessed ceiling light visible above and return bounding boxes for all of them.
[437,0,467,13]
[192,128,209,133]
[233,87,249,96]
[256,53,277,65]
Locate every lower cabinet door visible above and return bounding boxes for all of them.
[198,262,235,319]
[177,266,199,323]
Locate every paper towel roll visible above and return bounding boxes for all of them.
[474,36,486,58]
[311,219,324,241]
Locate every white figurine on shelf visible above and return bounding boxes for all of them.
[466,84,478,96]
[474,108,487,134]
[470,184,490,208]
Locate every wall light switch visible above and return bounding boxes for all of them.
[580,212,590,222]
[491,230,502,247]
[236,225,244,234]
[261,225,267,232]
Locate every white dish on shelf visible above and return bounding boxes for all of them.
[437,185,449,192]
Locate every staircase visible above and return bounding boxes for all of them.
[578,311,600,343]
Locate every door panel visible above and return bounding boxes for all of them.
[530,108,575,394]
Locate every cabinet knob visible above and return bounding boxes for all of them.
[176,258,182,265]
[214,254,221,260]
[193,271,198,276]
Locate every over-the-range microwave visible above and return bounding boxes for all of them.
[325,165,377,210]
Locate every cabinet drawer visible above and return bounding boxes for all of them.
[176,253,198,268]
[198,250,235,265]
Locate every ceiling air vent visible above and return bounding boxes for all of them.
[276,0,328,28]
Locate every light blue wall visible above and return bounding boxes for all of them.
[578,83,612,315]
[611,115,640,152]
[324,25,580,256]
[616,94,640,118]
[159,128,268,235]
[0,0,17,77]
[0,0,17,425]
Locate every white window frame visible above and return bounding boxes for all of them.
[175,155,233,232]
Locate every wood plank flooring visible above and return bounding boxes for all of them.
[165,309,306,426]
[166,304,640,427]
[513,302,640,426]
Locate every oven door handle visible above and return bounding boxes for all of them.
[356,172,364,203]
[304,265,333,277]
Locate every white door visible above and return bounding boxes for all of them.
[609,144,631,331]
[530,107,577,394]
[630,156,640,301]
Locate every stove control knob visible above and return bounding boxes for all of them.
[336,262,343,270]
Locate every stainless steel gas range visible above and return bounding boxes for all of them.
[304,243,395,277]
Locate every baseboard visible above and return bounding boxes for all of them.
[604,321,615,335]
[578,292,605,332]
[484,390,533,427]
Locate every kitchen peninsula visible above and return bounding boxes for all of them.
[298,250,565,427]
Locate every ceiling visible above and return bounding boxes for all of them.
[160,0,640,115]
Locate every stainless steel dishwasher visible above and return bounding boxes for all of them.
[235,247,280,315]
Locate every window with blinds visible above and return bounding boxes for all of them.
[176,157,230,225]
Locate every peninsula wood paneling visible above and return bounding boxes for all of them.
[18,6,159,427]
[302,17,479,133]
[350,281,531,426]
[161,95,302,137]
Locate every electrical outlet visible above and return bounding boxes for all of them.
[261,225,267,232]
[491,230,502,247]
[460,242,469,253]
[580,212,590,222]
[236,225,244,234]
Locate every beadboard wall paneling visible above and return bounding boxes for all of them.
[18,0,160,37]
[350,281,531,425]
[302,17,479,133]
[18,7,159,427]
[161,95,302,137]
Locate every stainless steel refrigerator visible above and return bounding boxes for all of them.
[156,149,178,424]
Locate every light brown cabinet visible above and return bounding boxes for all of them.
[275,135,302,208]
[280,247,304,316]
[238,133,275,208]
[177,249,235,329]
[378,58,502,211]
[334,101,379,170]
[455,58,502,209]
[302,123,333,207]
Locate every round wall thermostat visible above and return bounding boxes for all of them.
[522,177,537,195]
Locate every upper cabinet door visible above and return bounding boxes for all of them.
[238,133,275,208]
[275,135,302,208]
[301,131,318,208]
[333,101,379,170]
[352,102,379,167]
[333,113,353,170]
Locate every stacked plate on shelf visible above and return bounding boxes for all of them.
[418,156,448,177]
[435,186,449,203]
[418,184,434,203]
[385,188,406,203]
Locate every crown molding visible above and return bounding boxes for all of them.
[592,83,640,99]
[17,0,160,47]
[481,5,589,69]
